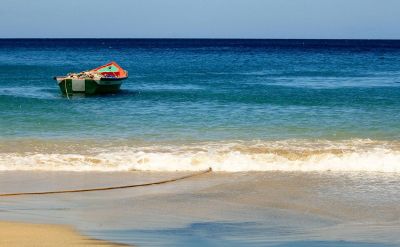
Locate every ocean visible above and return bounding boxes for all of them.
[1,39,400,246]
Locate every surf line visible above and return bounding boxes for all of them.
[0,168,212,197]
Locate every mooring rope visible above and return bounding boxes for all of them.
[0,168,212,197]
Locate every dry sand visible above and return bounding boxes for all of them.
[0,221,128,247]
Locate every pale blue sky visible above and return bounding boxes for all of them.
[1,0,399,39]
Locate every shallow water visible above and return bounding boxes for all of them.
[0,171,399,246]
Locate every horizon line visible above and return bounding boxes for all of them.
[1,38,400,41]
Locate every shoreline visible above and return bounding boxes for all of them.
[1,171,399,246]
[0,221,130,247]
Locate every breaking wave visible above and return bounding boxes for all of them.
[1,139,400,173]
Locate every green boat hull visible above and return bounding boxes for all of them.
[57,78,123,95]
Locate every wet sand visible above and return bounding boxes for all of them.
[0,171,400,246]
[0,221,127,247]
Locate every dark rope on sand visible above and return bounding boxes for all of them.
[0,168,212,197]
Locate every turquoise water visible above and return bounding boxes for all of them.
[1,39,400,172]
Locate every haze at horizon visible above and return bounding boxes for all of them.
[0,0,399,39]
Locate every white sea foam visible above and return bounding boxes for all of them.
[1,140,400,173]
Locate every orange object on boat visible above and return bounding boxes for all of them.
[91,61,128,79]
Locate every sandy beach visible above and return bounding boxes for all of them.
[1,171,400,246]
[0,221,127,247]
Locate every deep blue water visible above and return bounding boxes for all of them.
[1,39,400,142]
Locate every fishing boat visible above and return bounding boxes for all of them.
[54,62,128,95]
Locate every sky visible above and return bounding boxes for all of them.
[0,0,399,39]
